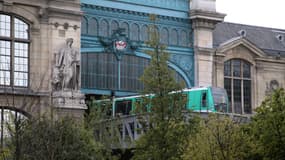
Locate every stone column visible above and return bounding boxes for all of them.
[190,0,225,87]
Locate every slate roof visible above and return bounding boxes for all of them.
[213,22,285,57]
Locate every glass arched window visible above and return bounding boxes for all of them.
[141,25,149,42]
[131,23,139,41]
[160,28,169,44]
[88,18,98,36]
[0,14,29,87]
[180,30,188,47]
[170,29,178,45]
[121,22,129,37]
[99,19,109,37]
[81,17,88,34]
[224,59,252,114]
[111,20,119,35]
[0,107,28,147]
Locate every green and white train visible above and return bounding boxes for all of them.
[94,86,229,117]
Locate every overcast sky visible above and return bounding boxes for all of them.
[216,0,285,29]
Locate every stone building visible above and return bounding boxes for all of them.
[213,22,285,114]
[0,0,85,126]
[0,0,284,131]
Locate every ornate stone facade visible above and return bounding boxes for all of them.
[0,0,85,119]
[213,23,285,114]
[190,0,285,114]
[1,0,284,117]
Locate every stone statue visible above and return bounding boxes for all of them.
[52,38,80,91]
[52,38,87,118]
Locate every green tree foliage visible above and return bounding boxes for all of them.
[182,114,253,160]
[5,115,112,160]
[132,15,199,160]
[85,100,122,151]
[250,88,285,160]
[0,147,10,160]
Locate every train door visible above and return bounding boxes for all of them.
[188,90,200,111]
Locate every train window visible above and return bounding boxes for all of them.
[201,92,207,107]
[212,87,228,112]
[115,100,132,116]
[181,94,188,109]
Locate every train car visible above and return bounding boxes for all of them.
[183,87,228,113]
[94,86,229,117]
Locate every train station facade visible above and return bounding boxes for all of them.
[0,0,284,123]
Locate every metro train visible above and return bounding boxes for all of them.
[93,86,229,117]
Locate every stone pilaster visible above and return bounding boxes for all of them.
[190,0,225,86]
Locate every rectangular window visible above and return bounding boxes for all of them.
[14,42,28,87]
[224,59,252,114]
[81,53,118,90]
[0,71,10,85]
[224,61,231,76]
[243,62,251,78]
[14,18,28,39]
[243,80,251,114]
[0,40,11,85]
[115,100,132,115]
[14,72,28,86]
[224,78,232,112]
[233,79,242,114]
[0,14,29,88]
[0,15,11,37]
[233,60,241,77]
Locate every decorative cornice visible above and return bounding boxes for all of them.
[81,3,189,24]
[0,88,49,97]
[190,10,225,29]
[47,7,83,20]
[96,0,189,12]
[194,46,216,56]
[255,57,285,64]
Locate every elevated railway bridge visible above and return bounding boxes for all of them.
[93,112,251,149]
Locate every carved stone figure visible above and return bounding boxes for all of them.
[52,38,80,91]
[266,80,280,95]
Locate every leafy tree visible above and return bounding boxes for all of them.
[182,114,253,160]
[132,15,199,160]
[5,115,112,160]
[250,88,285,160]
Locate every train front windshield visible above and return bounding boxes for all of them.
[211,87,229,112]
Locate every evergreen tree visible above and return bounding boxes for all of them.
[132,15,199,160]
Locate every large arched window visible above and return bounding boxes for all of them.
[224,59,252,114]
[0,14,29,87]
[0,107,28,147]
